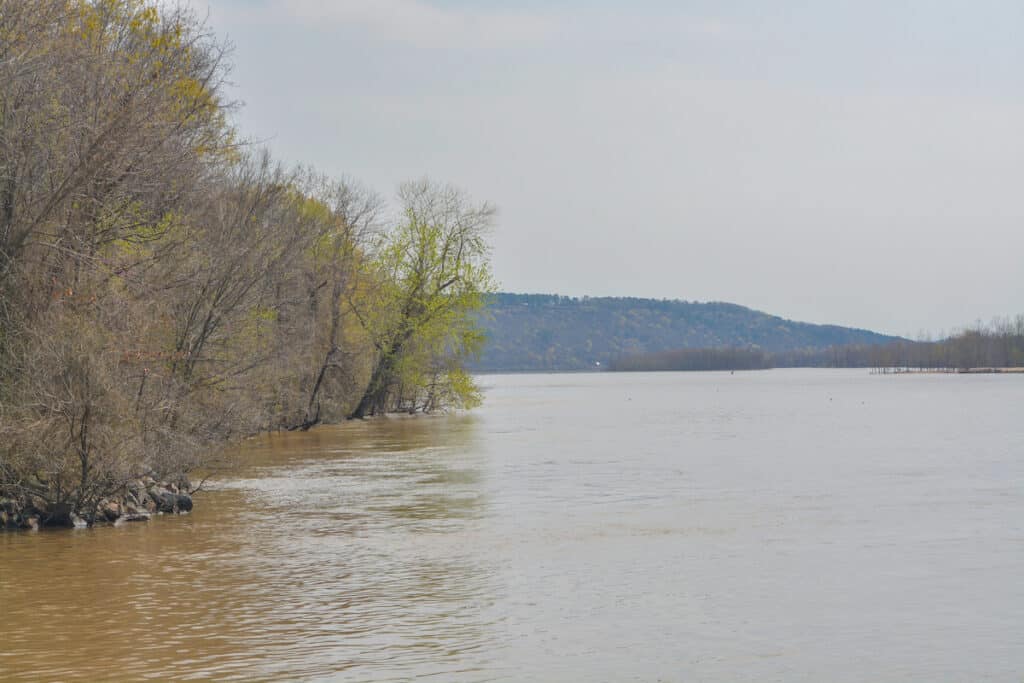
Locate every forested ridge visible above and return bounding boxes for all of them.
[0,0,493,526]
[474,293,900,371]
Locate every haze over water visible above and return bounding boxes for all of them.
[2,369,1022,681]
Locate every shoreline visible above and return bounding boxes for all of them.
[871,367,1024,375]
[1,476,194,531]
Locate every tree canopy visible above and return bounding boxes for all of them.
[0,0,494,526]
[349,180,494,418]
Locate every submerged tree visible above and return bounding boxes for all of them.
[348,180,494,418]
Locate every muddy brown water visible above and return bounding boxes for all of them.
[2,370,1023,681]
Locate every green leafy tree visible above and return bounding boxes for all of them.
[349,180,494,418]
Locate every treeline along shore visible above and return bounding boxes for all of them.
[0,1,494,528]
[609,317,1024,372]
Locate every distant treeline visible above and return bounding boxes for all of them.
[610,317,1024,372]
[608,348,772,372]
[475,293,899,372]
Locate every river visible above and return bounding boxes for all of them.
[2,369,1023,681]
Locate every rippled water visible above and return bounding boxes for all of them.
[2,370,1023,681]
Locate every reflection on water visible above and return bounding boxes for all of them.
[2,370,1024,681]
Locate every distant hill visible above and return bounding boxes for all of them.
[472,293,901,372]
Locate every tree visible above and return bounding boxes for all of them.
[0,1,496,526]
[348,180,494,418]
[0,0,236,523]
[289,174,381,430]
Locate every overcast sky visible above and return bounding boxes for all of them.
[188,0,1023,337]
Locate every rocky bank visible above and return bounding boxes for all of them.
[1,476,195,530]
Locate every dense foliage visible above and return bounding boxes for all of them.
[0,0,493,525]
[475,293,899,371]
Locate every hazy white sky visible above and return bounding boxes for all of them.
[189,0,1023,337]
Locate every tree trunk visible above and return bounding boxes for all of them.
[290,347,333,430]
[349,357,391,419]
[349,328,415,419]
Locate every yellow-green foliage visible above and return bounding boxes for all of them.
[349,180,495,416]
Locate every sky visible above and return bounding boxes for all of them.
[187,0,1023,337]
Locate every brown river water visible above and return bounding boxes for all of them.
[2,369,1023,681]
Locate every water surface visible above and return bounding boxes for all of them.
[2,370,1023,681]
